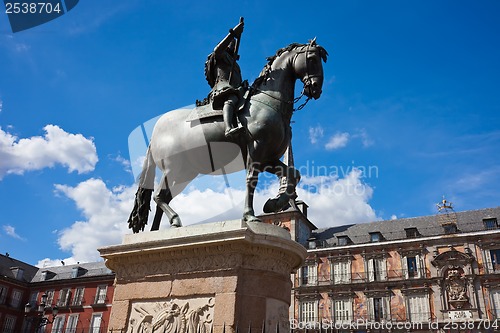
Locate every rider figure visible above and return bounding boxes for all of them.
[204,19,245,138]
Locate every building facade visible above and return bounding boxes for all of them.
[3,205,500,333]
[0,257,114,333]
[291,205,500,332]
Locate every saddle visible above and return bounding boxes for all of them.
[186,86,250,123]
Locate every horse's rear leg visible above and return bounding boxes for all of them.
[151,176,182,230]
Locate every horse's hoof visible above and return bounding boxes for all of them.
[263,198,279,213]
[171,216,182,228]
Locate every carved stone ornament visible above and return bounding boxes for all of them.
[127,297,214,333]
[444,266,468,309]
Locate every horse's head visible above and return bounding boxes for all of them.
[293,39,328,100]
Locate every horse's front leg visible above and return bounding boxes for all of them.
[262,160,301,213]
[243,160,262,223]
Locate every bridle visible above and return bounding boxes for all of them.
[291,44,322,110]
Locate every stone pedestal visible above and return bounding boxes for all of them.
[99,220,307,333]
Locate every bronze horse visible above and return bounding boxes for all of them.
[128,40,328,232]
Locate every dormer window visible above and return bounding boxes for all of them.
[338,236,351,246]
[484,218,499,230]
[443,224,457,234]
[405,227,419,238]
[370,232,383,243]
[71,267,81,278]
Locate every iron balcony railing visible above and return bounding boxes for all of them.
[299,268,430,287]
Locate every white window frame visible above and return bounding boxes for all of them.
[95,285,107,304]
[333,298,353,324]
[10,289,23,308]
[45,290,55,307]
[72,287,85,306]
[485,249,500,273]
[367,258,387,282]
[332,261,351,284]
[0,285,9,304]
[3,315,17,333]
[402,254,423,279]
[57,288,71,307]
[300,264,317,286]
[51,315,65,333]
[66,314,79,333]
[299,300,318,324]
[406,294,429,322]
[368,296,390,322]
[491,289,500,318]
[89,313,103,333]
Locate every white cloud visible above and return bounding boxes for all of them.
[3,225,25,240]
[353,128,374,148]
[48,169,377,263]
[54,178,135,262]
[309,125,324,144]
[296,169,378,228]
[0,125,98,180]
[325,132,350,150]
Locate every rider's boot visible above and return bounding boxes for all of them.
[223,96,244,138]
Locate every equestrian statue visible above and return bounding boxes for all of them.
[128,18,328,233]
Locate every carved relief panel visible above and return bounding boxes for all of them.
[127,297,214,333]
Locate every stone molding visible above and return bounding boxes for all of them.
[99,220,307,282]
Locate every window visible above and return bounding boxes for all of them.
[51,315,65,333]
[333,298,352,323]
[10,289,22,308]
[300,264,317,286]
[0,285,8,304]
[405,227,419,238]
[484,218,499,230]
[13,268,24,280]
[370,232,383,242]
[407,295,430,322]
[403,255,422,279]
[71,267,80,278]
[57,288,71,307]
[492,289,500,318]
[337,236,350,246]
[332,261,351,284]
[90,314,102,333]
[443,224,457,234]
[72,287,84,306]
[367,258,386,282]
[299,300,317,324]
[66,315,79,333]
[3,315,16,333]
[46,290,55,307]
[485,249,500,273]
[368,297,389,322]
[95,286,107,304]
[29,291,38,308]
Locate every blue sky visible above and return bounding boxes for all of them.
[1,1,499,266]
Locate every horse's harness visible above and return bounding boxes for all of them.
[249,44,319,115]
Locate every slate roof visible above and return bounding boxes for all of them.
[0,253,39,283]
[31,261,113,283]
[312,206,500,247]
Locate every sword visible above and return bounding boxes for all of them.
[228,17,244,83]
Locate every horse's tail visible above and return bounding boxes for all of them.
[127,146,156,233]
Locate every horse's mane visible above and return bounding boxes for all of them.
[252,40,328,88]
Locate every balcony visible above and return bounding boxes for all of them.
[298,268,429,287]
